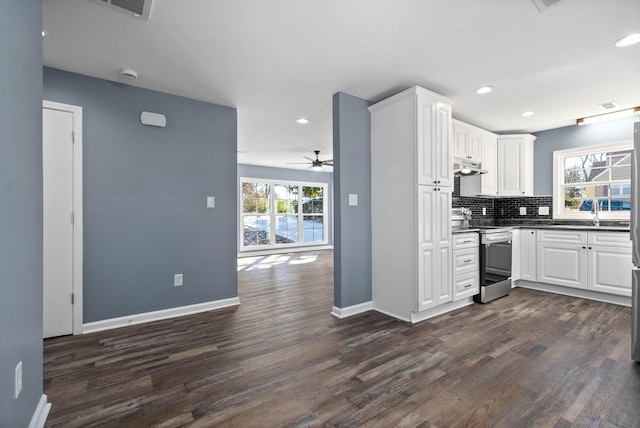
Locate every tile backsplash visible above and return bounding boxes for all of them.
[452,177,553,220]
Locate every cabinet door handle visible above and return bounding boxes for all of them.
[588,246,592,250]
[463,259,472,263]
[464,283,473,288]
[462,240,473,243]
[582,246,586,249]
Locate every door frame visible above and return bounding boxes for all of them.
[43,100,83,335]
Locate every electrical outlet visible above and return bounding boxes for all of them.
[174,274,183,287]
[539,206,550,215]
[482,207,486,216]
[519,207,527,215]
[348,194,358,206]
[14,361,22,399]
[206,196,215,208]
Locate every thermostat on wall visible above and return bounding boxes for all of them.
[140,111,166,127]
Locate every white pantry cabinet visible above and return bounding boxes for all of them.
[497,134,536,196]
[369,86,456,322]
[418,186,453,310]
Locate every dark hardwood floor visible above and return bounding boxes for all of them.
[44,250,640,427]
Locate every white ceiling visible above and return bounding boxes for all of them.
[42,0,640,170]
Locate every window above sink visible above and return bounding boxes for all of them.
[553,141,633,221]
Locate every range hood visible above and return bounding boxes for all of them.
[453,158,488,176]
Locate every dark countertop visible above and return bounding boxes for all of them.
[465,220,630,233]
[511,224,629,232]
[452,228,480,234]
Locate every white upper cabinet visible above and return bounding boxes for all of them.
[453,120,482,162]
[418,97,454,187]
[456,121,498,197]
[497,134,536,196]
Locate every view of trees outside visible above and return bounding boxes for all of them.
[242,182,271,245]
[242,181,326,247]
[562,150,631,212]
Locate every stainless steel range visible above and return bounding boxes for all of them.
[452,208,513,303]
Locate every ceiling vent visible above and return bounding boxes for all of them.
[95,0,153,20]
[531,0,563,12]
[598,101,619,111]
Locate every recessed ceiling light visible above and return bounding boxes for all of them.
[520,111,535,117]
[296,118,309,124]
[475,86,494,95]
[42,29,48,37]
[615,33,640,47]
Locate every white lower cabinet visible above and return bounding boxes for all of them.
[417,186,453,311]
[452,232,479,301]
[536,240,588,289]
[587,242,632,296]
[531,230,631,297]
[519,229,537,282]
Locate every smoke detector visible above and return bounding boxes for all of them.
[120,68,138,80]
[94,0,153,20]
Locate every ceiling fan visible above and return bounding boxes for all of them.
[287,150,333,171]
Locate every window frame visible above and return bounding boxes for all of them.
[240,177,329,250]
[552,141,633,220]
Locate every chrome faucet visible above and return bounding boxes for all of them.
[591,198,600,227]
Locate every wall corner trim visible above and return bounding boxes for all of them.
[82,297,241,334]
[29,395,51,428]
[331,301,374,318]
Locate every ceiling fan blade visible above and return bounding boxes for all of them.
[302,156,314,162]
[323,162,333,166]
[285,162,312,165]
[322,159,333,163]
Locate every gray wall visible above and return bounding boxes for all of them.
[0,0,44,425]
[238,164,333,250]
[332,93,373,308]
[534,115,640,195]
[43,67,238,323]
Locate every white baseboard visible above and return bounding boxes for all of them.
[29,394,51,428]
[373,307,412,323]
[516,281,631,307]
[239,245,333,258]
[331,301,374,318]
[82,297,241,334]
[409,298,474,324]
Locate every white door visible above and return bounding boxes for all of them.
[43,107,74,338]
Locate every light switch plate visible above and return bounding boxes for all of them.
[14,361,22,399]
[482,207,486,216]
[207,196,215,208]
[519,207,527,215]
[348,194,358,206]
[538,206,550,215]
[174,274,183,287]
